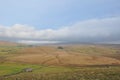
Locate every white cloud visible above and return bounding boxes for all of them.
[18,40,61,45]
[0,16,120,44]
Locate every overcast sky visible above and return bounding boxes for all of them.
[0,0,120,44]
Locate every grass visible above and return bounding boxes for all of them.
[66,46,118,55]
[0,64,120,80]
[0,46,27,63]
[0,46,24,57]
[0,62,40,76]
[0,45,120,80]
[0,62,78,76]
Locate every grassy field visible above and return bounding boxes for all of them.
[0,62,77,76]
[0,63,120,80]
[0,44,120,80]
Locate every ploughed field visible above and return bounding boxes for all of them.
[0,44,120,80]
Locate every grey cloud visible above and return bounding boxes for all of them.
[0,17,120,44]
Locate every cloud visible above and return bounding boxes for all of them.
[18,40,61,45]
[0,16,120,44]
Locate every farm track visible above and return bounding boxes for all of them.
[37,48,65,65]
[41,58,55,65]
[38,48,49,55]
[55,53,63,64]
[64,49,80,56]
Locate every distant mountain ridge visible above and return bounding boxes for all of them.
[0,41,23,46]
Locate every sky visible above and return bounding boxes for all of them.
[0,0,120,44]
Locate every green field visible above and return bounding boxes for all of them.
[0,62,77,76]
[0,63,120,80]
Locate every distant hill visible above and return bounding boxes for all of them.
[0,41,24,46]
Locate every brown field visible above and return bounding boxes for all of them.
[8,45,120,66]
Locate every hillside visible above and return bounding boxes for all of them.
[9,45,120,66]
[0,44,120,80]
[0,41,24,46]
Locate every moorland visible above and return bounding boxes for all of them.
[0,41,120,80]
